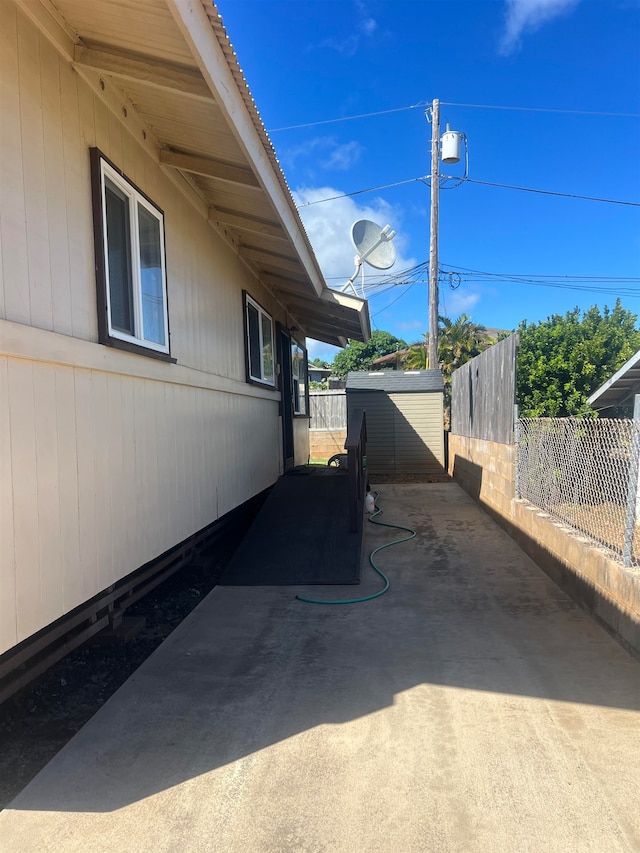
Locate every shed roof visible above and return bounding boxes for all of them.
[39,0,369,347]
[346,370,444,392]
[587,349,640,410]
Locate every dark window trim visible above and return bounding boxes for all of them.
[90,147,174,362]
[242,290,276,389]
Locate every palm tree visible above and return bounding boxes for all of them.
[403,315,489,371]
[437,314,488,373]
[402,314,491,427]
[402,334,429,370]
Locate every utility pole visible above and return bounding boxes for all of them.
[428,98,440,371]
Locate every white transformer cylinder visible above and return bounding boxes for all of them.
[441,128,462,164]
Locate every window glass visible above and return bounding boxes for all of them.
[244,294,275,386]
[105,179,134,336]
[261,313,274,383]
[291,342,307,415]
[93,152,169,356]
[247,302,261,380]
[138,203,166,346]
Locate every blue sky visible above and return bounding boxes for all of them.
[217,0,640,361]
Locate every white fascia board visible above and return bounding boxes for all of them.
[165,0,325,298]
[587,348,640,407]
[322,289,371,343]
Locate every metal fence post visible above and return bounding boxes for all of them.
[623,394,640,568]
[514,404,520,500]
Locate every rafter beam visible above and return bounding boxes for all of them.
[262,273,308,294]
[73,46,214,102]
[239,248,302,275]
[208,208,285,240]
[159,150,260,187]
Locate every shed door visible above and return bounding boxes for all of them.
[391,393,445,474]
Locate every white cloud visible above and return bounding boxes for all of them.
[360,17,377,36]
[318,34,359,56]
[310,1,378,56]
[500,0,581,54]
[294,186,416,289]
[323,141,363,171]
[295,186,419,354]
[282,137,363,173]
[444,290,482,315]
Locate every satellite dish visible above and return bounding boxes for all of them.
[340,219,397,296]
[351,220,397,270]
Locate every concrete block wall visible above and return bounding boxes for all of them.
[309,430,347,460]
[449,433,640,659]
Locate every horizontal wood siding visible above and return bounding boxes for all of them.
[347,390,444,476]
[0,4,306,654]
[348,392,395,475]
[391,393,445,473]
[0,349,280,653]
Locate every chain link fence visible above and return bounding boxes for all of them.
[516,418,640,568]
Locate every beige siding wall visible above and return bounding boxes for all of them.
[390,392,444,474]
[348,392,444,475]
[0,2,305,654]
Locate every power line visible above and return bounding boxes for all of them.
[268,100,640,133]
[268,101,428,133]
[441,101,640,118]
[441,263,640,282]
[296,176,424,207]
[297,174,640,208]
[456,176,640,208]
[371,281,418,317]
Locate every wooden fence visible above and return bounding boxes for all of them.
[310,390,347,431]
[450,333,519,444]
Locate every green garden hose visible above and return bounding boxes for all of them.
[295,494,416,605]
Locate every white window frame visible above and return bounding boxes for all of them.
[245,293,275,386]
[291,340,308,416]
[98,157,170,355]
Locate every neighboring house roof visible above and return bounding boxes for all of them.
[38,0,368,347]
[309,367,333,377]
[346,370,444,392]
[587,350,640,410]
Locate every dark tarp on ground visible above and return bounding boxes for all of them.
[218,467,361,585]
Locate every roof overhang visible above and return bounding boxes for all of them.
[587,349,640,410]
[22,0,370,347]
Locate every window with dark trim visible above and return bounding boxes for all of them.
[244,292,275,386]
[90,148,170,358]
[291,340,308,416]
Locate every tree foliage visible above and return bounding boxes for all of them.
[331,330,407,377]
[516,301,640,417]
[403,315,492,427]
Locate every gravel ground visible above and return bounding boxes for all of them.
[0,531,243,810]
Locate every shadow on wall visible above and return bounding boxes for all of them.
[451,454,482,501]
[452,453,640,663]
[364,398,447,479]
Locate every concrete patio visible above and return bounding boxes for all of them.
[1,482,639,852]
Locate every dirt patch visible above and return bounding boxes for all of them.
[0,532,242,810]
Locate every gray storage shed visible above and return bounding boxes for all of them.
[346,370,445,476]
